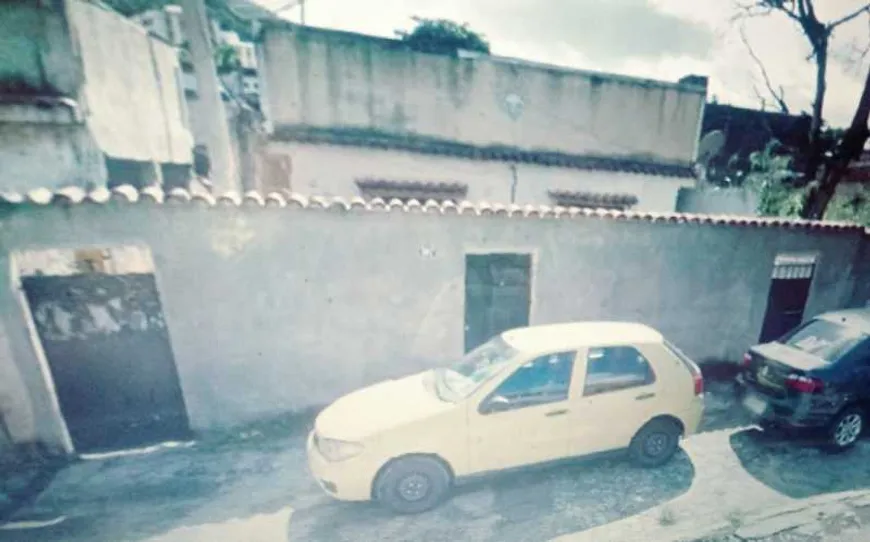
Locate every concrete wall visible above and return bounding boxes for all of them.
[849,235,870,308]
[273,142,695,211]
[0,116,106,191]
[67,0,192,165]
[0,0,80,96]
[259,25,706,165]
[0,198,863,452]
[676,187,759,216]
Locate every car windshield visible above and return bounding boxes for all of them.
[781,319,869,362]
[435,336,518,402]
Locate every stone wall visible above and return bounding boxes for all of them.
[0,191,864,452]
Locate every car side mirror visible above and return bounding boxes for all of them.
[481,394,512,414]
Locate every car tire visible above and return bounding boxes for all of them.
[629,418,682,468]
[827,406,865,452]
[373,456,452,514]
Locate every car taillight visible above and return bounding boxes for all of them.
[742,353,752,368]
[693,372,704,395]
[785,374,823,394]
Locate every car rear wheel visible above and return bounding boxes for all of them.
[629,418,681,467]
[373,456,451,514]
[827,407,865,452]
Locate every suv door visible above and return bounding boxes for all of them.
[569,344,664,456]
[467,350,578,473]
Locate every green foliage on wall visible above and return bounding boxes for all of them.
[744,141,806,217]
[396,17,490,56]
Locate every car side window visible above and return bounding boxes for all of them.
[840,338,870,367]
[583,346,656,396]
[482,351,575,413]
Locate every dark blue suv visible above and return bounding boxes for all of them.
[737,309,870,450]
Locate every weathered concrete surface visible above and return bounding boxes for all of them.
[6,386,870,542]
[259,25,705,164]
[270,141,695,211]
[0,413,696,542]
[696,491,870,541]
[557,411,870,542]
[0,201,864,450]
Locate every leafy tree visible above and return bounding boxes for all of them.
[744,140,806,216]
[396,17,490,56]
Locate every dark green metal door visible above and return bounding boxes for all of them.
[22,274,191,453]
[464,254,531,352]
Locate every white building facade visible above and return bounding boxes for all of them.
[257,24,707,211]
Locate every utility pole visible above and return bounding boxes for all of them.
[181,0,239,192]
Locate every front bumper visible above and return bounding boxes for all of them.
[306,431,378,502]
[735,374,834,430]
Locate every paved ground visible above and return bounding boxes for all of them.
[3,382,870,542]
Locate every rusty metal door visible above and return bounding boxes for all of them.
[22,274,191,453]
[758,256,816,344]
[464,254,531,352]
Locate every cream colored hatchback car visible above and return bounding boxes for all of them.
[307,322,704,514]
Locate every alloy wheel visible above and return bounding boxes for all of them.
[834,413,863,447]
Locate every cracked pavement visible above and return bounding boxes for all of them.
[3,382,870,542]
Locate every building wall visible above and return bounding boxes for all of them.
[0,115,106,191]
[273,142,695,211]
[676,187,759,216]
[850,233,870,308]
[0,198,863,451]
[0,0,80,96]
[67,0,192,165]
[259,25,706,165]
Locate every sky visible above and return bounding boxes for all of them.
[256,0,870,127]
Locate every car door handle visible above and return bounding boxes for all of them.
[545,409,568,417]
[635,393,656,401]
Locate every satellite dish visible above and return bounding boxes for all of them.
[697,130,726,165]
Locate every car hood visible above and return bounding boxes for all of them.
[751,341,829,372]
[315,371,456,441]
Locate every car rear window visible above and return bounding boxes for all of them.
[781,319,868,362]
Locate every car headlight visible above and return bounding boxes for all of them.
[316,434,364,462]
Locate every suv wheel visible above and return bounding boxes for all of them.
[629,418,681,467]
[373,456,451,514]
[828,407,865,451]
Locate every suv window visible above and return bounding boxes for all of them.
[782,319,868,363]
[584,346,656,396]
[485,351,575,411]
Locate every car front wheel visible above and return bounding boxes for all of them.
[629,418,681,467]
[828,407,865,452]
[373,456,452,514]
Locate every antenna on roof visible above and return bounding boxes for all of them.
[697,130,726,165]
[695,130,726,185]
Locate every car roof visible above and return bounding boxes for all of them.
[816,308,870,335]
[501,322,663,354]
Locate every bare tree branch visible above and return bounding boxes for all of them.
[828,3,870,29]
[731,1,775,22]
[739,26,790,113]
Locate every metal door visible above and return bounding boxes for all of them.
[758,256,816,344]
[22,274,191,453]
[464,254,531,352]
